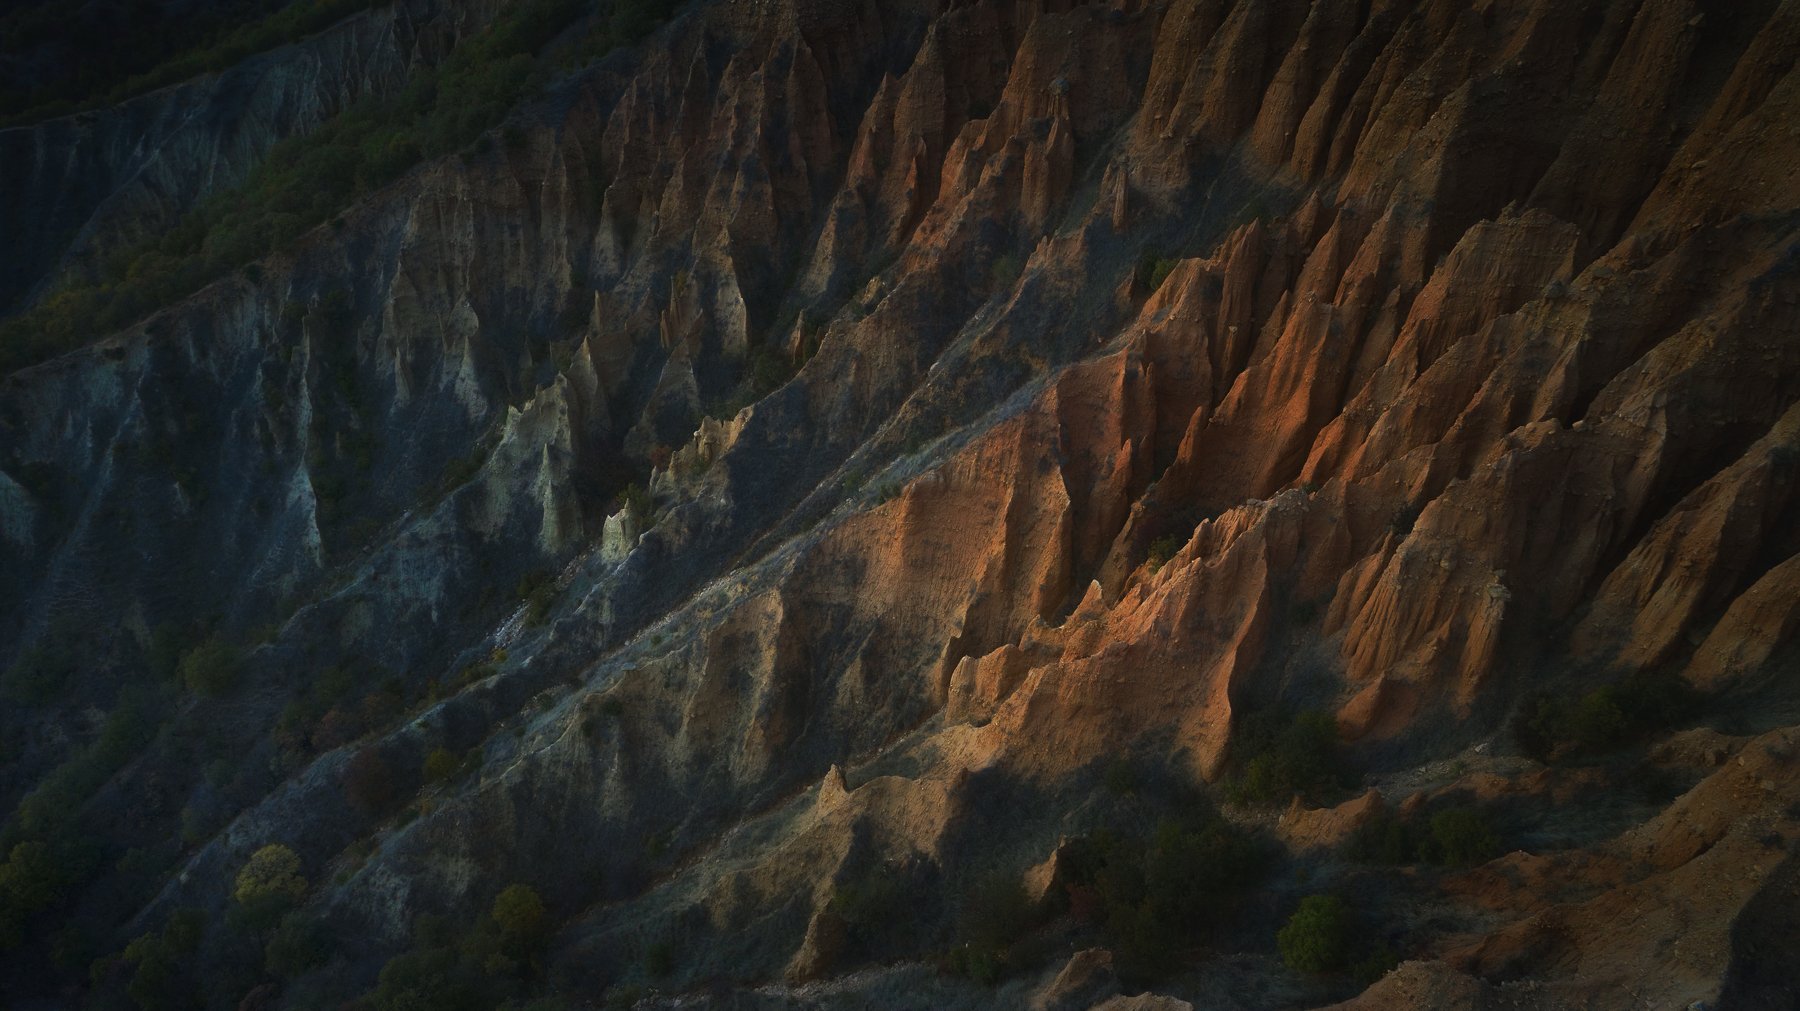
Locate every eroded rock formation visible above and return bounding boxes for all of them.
[1,0,1798,1008]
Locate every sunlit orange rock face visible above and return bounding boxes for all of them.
[508,1,1800,1004]
[3,0,1799,1006]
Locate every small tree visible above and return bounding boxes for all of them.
[1143,535,1184,573]
[1230,709,1343,804]
[264,912,327,978]
[1278,894,1352,973]
[179,635,242,697]
[492,883,547,958]
[1428,807,1500,867]
[234,845,306,928]
[0,840,65,948]
[423,747,460,784]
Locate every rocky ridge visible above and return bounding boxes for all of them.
[1,0,1798,1008]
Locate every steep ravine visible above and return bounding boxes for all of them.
[2,0,1799,1009]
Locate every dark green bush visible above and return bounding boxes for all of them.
[178,635,243,696]
[1277,894,1352,973]
[118,909,206,1011]
[1351,941,1401,985]
[423,747,462,784]
[1425,807,1501,868]
[944,942,1006,985]
[233,844,307,930]
[371,941,498,1011]
[12,687,160,838]
[1103,757,1141,796]
[364,906,564,1009]
[0,841,65,949]
[1225,708,1345,805]
[989,253,1023,290]
[1059,804,1267,980]
[618,483,654,526]
[146,624,186,681]
[942,872,1040,983]
[1515,672,1702,761]
[1143,534,1184,573]
[517,569,558,627]
[264,912,329,978]
[491,883,548,959]
[829,868,909,949]
[610,0,681,43]
[1135,250,1178,293]
[749,344,797,394]
[1345,810,1420,865]
[1347,804,1501,869]
[1140,817,1265,933]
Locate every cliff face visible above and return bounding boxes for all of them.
[2,0,1799,1008]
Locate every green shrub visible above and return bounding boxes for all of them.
[1514,671,1702,761]
[1135,250,1178,293]
[12,688,160,837]
[178,635,243,697]
[371,935,499,1011]
[1425,807,1500,868]
[944,872,1039,981]
[1058,802,1267,980]
[264,912,328,978]
[423,747,461,784]
[1347,804,1500,869]
[749,344,797,394]
[518,570,557,628]
[1277,894,1352,973]
[439,448,491,496]
[1345,810,1419,865]
[0,841,64,948]
[1351,941,1401,985]
[618,483,654,527]
[1225,708,1345,804]
[829,869,908,948]
[989,253,1022,290]
[1143,534,1184,573]
[1103,757,1141,796]
[491,884,547,956]
[119,909,205,1011]
[1140,816,1264,933]
[944,942,1005,985]
[234,845,307,927]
